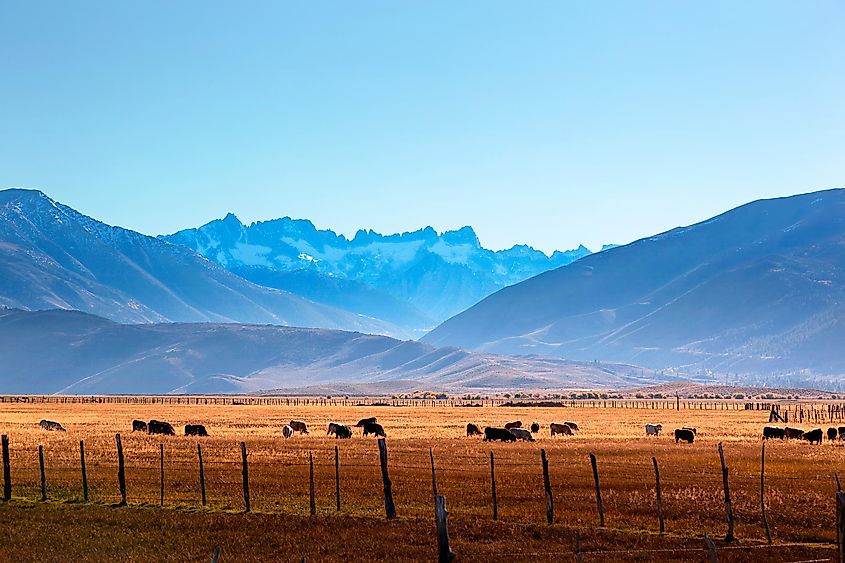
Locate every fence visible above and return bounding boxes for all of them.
[0,432,839,561]
[4,394,845,421]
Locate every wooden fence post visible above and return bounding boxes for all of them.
[718,442,734,542]
[38,445,46,501]
[589,453,605,527]
[837,492,845,563]
[541,449,554,524]
[575,531,583,563]
[430,447,438,499]
[198,443,207,507]
[704,532,718,563]
[80,440,88,502]
[836,472,842,494]
[159,444,165,507]
[435,494,455,563]
[309,451,316,517]
[1,434,10,501]
[334,445,341,512]
[116,433,126,506]
[377,438,396,519]
[490,451,498,521]
[210,545,222,563]
[760,442,771,544]
[240,442,250,513]
[652,456,664,533]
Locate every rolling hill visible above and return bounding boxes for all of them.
[0,308,677,394]
[424,189,845,388]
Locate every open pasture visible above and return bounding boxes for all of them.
[0,401,842,561]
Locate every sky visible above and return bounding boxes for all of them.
[1,2,843,253]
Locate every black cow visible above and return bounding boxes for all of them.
[132,420,148,432]
[838,427,845,439]
[362,421,386,437]
[484,427,516,442]
[334,424,352,439]
[148,420,176,436]
[39,420,66,432]
[466,423,482,437]
[504,421,522,430]
[804,428,823,445]
[784,427,805,440]
[564,421,580,432]
[289,420,309,434]
[530,422,540,433]
[185,424,208,437]
[674,428,695,443]
[355,417,377,427]
[828,427,839,441]
[763,426,785,440]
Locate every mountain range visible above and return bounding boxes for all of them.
[162,214,594,332]
[0,189,396,335]
[424,189,845,389]
[0,308,673,394]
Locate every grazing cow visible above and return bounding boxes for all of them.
[839,427,845,439]
[674,428,695,443]
[564,421,580,432]
[466,423,483,437]
[828,427,839,441]
[184,424,208,437]
[645,424,663,436]
[39,420,66,432]
[804,428,823,445]
[282,425,294,439]
[327,422,340,436]
[530,422,540,434]
[334,424,352,439]
[355,417,377,427]
[504,421,522,430]
[484,427,516,442]
[363,421,386,437]
[762,426,785,440]
[289,420,309,434]
[132,420,148,432]
[550,422,573,436]
[784,427,805,440]
[148,420,176,436]
[510,428,535,442]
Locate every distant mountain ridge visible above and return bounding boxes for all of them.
[162,214,593,330]
[0,188,397,335]
[424,189,845,389]
[0,308,678,394]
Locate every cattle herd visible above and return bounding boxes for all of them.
[31,416,845,447]
[467,420,582,442]
[762,425,836,444]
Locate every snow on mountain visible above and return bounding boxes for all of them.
[162,216,593,330]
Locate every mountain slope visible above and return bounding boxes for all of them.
[0,309,676,394]
[424,189,845,385]
[162,214,592,328]
[0,189,398,335]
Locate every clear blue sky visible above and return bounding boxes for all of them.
[2,2,843,252]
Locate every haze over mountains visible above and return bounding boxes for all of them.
[425,189,845,389]
[0,308,671,394]
[3,186,845,392]
[163,214,594,331]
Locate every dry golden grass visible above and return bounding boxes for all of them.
[0,402,841,561]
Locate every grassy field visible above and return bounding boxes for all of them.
[0,402,841,561]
